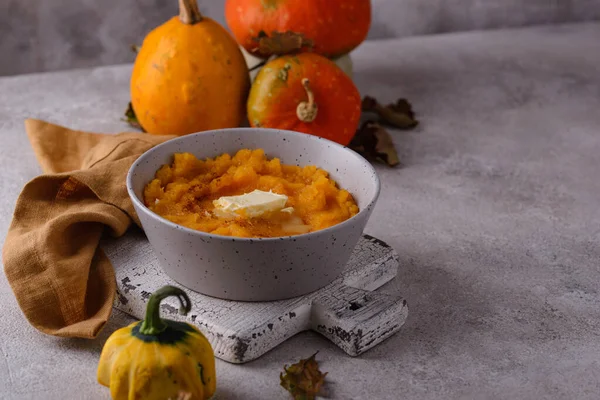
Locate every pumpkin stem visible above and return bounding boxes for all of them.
[139,285,192,335]
[296,78,318,123]
[179,0,203,24]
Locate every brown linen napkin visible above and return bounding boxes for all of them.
[2,119,174,338]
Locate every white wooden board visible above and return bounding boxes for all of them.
[102,229,408,364]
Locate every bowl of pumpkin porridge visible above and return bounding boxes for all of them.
[127,128,380,301]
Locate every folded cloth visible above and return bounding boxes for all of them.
[2,119,174,338]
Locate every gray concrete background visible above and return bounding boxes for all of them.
[1,0,600,76]
[1,22,599,399]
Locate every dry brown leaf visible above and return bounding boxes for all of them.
[123,102,145,132]
[251,30,313,57]
[362,96,418,129]
[280,352,327,400]
[349,120,401,167]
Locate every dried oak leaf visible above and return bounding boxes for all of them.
[251,30,314,57]
[123,102,145,132]
[349,120,401,167]
[280,352,327,400]
[362,96,418,130]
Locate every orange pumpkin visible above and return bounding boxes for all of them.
[131,0,250,136]
[247,53,362,146]
[225,0,371,59]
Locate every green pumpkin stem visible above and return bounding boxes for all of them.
[139,285,192,335]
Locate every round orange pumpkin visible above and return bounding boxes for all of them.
[225,0,371,59]
[247,53,362,146]
[131,0,250,136]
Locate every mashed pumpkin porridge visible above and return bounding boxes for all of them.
[143,149,359,238]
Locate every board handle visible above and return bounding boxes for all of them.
[310,286,408,356]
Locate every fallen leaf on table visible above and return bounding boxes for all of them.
[251,30,314,57]
[123,102,145,132]
[349,120,401,167]
[280,352,327,400]
[362,96,418,130]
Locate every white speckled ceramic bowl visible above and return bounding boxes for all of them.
[127,128,380,301]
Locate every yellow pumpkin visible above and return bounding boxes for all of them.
[131,0,250,135]
[97,285,216,400]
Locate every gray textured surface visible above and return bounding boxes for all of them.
[1,22,600,399]
[2,0,600,76]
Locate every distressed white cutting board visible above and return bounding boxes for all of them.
[102,229,408,364]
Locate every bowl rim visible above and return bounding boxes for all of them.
[126,127,381,242]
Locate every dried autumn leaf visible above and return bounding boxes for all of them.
[362,96,418,130]
[349,120,401,167]
[123,102,145,132]
[280,352,327,400]
[251,30,314,57]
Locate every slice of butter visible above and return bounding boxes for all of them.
[213,189,290,218]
